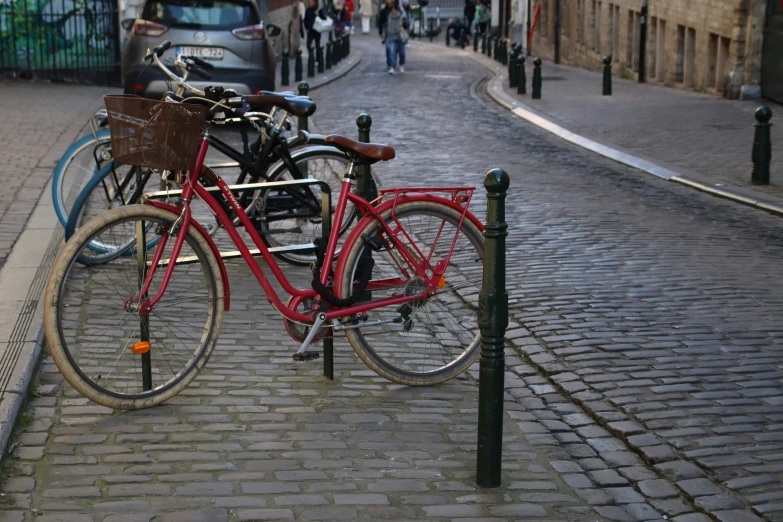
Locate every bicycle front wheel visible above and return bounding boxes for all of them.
[336,201,484,386]
[44,205,225,410]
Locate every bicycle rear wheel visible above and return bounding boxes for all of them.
[65,163,164,264]
[335,201,484,386]
[44,205,225,410]
[52,130,112,226]
[259,148,380,266]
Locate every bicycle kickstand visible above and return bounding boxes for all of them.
[292,312,327,362]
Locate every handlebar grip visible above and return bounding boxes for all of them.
[189,56,215,70]
[155,40,172,57]
[190,65,212,80]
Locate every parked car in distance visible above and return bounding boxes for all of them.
[121,0,281,97]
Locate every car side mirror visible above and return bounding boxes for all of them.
[266,24,282,37]
[121,18,136,30]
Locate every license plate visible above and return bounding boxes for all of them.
[177,46,224,60]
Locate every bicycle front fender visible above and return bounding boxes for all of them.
[144,200,231,312]
[332,193,484,282]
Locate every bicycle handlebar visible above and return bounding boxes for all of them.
[187,55,215,70]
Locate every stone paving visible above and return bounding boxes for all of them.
[493,54,783,197]
[1,35,782,522]
[0,82,114,268]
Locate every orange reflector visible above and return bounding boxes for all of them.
[437,275,446,289]
[131,341,151,354]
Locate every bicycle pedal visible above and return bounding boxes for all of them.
[293,352,320,362]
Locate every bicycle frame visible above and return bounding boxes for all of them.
[134,133,479,326]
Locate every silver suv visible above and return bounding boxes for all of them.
[122,0,281,97]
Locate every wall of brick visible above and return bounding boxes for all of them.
[529,0,767,98]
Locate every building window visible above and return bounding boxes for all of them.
[613,5,620,58]
[707,33,718,89]
[685,27,696,86]
[595,1,601,52]
[656,19,666,80]
[717,37,730,93]
[649,17,657,78]
[627,10,634,69]
[676,24,685,82]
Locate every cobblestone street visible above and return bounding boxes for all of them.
[1,35,782,522]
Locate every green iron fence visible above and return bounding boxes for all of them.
[0,0,122,85]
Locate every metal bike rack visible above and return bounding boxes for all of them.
[135,178,335,390]
[140,178,332,261]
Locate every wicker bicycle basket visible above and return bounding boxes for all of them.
[104,95,207,171]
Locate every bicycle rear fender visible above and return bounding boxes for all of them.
[144,200,231,312]
[332,193,484,283]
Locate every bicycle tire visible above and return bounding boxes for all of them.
[52,130,113,226]
[260,147,381,266]
[44,205,225,410]
[335,200,484,386]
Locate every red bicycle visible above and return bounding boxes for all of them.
[44,93,485,410]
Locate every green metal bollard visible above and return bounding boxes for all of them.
[500,40,506,65]
[356,114,377,201]
[281,49,290,86]
[297,81,310,132]
[517,55,526,94]
[460,27,467,49]
[337,36,344,62]
[346,34,350,56]
[602,55,612,96]
[508,48,518,88]
[476,168,509,489]
[356,114,377,307]
[326,41,333,69]
[295,49,303,82]
[317,44,324,73]
[474,30,479,52]
[321,189,334,380]
[752,106,773,185]
[334,37,341,64]
[481,33,486,54]
[532,57,542,99]
[307,47,315,77]
[136,220,152,391]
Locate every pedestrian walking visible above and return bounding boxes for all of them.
[304,0,322,59]
[475,0,490,35]
[344,0,356,34]
[382,1,406,74]
[360,0,373,33]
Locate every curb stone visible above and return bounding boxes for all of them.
[0,49,363,467]
[411,40,783,219]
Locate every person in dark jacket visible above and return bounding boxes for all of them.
[304,0,322,57]
[377,0,393,37]
[447,17,469,46]
[464,0,475,32]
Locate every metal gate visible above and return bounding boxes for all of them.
[762,0,783,102]
[0,0,121,85]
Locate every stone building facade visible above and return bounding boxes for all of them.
[524,0,772,99]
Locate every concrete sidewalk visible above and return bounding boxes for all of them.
[429,38,783,213]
